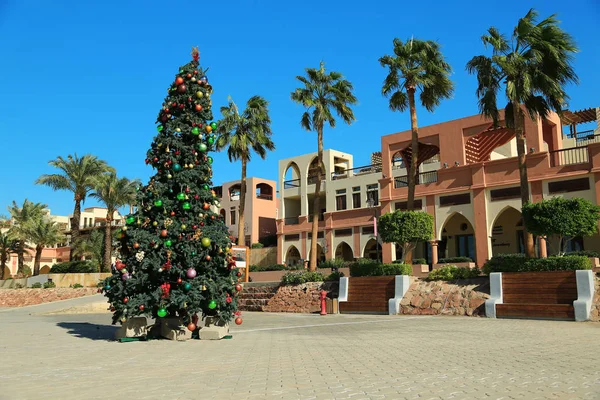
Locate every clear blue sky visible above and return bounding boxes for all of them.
[1,0,598,216]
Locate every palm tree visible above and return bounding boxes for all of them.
[291,62,357,271]
[379,38,454,210]
[0,232,16,280]
[216,96,275,246]
[35,154,114,260]
[28,217,65,275]
[466,9,578,257]
[72,229,104,272]
[7,200,47,275]
[89,173,139,272]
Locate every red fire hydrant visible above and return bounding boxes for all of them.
[320,290,327,316]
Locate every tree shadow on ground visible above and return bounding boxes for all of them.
[57,322,118,341]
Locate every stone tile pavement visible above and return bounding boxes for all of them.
[0,295,599,399]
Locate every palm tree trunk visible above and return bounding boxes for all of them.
[404,88,420,264]
[309,127,324,272]
[70,197,82,261]
[512,102,535,258]
[0,255,6,280]
[17,240,24,275]
[33,245,42,276]
[237,158,247,246]
[102,213,113,273]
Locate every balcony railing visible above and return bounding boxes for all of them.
[394,170,438,189]
[549,146,589,167]
[256,193,273,200]
[283,179,301,189]
[422,154,441,164]
[308,213,325,222]
[307,174,325,185]
[284,216,300,225]
[331,164,382,180]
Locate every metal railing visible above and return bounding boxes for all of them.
[394,170,438,189]
[549,146,589,167]
[256,193,273,200]
[307,175,326,185]
[331,164,382,180]
[283,179,301,189]
[284,216,300,225]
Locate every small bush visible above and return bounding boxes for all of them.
[250,243,264,249]
[565,250,600,258]
[319,258,347,270]
[349,260,412,277]
[50,261,98,273]
[437,257,473,263]
[324,271,345,281]
[483,254,591,274]
[427,265,480,281]
[281,271,325,285]
[249,264,287,272]
[43,281,56,289]
[71,283,84,288]
[413,258,427,265]
[31,282,42,288]
[14,283,24,289]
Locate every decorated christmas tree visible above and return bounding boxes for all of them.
[103,48,243,333]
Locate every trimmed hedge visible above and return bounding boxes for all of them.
[50,261,99,273]
[281,271,324,285]
[565,250,599,258]
[427,265,480,281]
[413,258,427,265]
[349,260,412,277]
[250,243,264,249]
[319,258,348,270]
[437,257,473,263]
[483,254,591,274]
[324,271,345,281]
[249,264,286,272]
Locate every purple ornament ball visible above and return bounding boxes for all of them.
[186,268,197,279]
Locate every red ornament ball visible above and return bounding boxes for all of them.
[235,317,243,325]
[175,77,184,85]
[177,277,182,284]
[235,284,242,292]
[187,323,196,332]
[236,271,242,277]
[195,104,202,111]
[177,84,187,93]
[139,305,145,311]
[110,306,115,312]
[205,255,211,261]
[170,211,176,216]
[123,297,129,304]
[186,73,192,79]
[171,102,177,106]
[178,104,184,109]
[160,229,168,237]
[193,70,198,75]
[226,297,232,304]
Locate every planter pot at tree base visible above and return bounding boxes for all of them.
[115,317,148,340]
[160,317,193,341]
[199,316,229,340]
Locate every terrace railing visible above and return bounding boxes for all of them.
[256,193,273,200]
[549,147,589,167]
[283,179,301,189]
[331,163,382,180]
[394,170,438,189]
[284,216,300,225]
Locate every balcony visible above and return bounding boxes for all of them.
[549,147,589,167]
[308,213,325,222]
[394,170,438,189]
[331,164,382,180]
[283,179,301,189]
[284,216,300,225]
[567,130,600,146]
[256,194,273,200]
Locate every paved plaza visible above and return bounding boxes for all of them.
[1,295,599,400]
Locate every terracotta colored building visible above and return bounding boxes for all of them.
[277,106,600,267]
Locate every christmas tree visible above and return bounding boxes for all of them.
[103,48,242,332]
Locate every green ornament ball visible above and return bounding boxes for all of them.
[157,125,164,132]
[207,136,215,145]
[198,143,207,152]
[202,184,210,190]
[182,202,191,210]
[207,156,213,164]
[176,192,185,201]
[210,122,218,130]
[192,127,200,135]
[125,216,135,225]
[201,237,211,248]
[208,300,217,310]
[173,164,181,172]
[157,308,167,318]
[191,251,196,256]
[184,282,192,291]
[154,200,163,207]
[164,240,173,247]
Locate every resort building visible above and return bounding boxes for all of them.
[214,177,279,245]
[276,106,600,267]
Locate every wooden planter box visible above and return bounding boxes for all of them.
[433,262,475,270]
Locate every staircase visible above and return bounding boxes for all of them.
[237,282,279,312]
[339,276,395,314]
[496,271,577,320]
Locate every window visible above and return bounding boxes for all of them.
[230,208,236,225]
[362,226,374,235]
[395,200,423,210]
[548,178,590,194]
[308,231,324,239]
[352,192,361,209]
[336,189,347,211]
[490,187,521,201]
[367,184,379,206]
[439,193,471,207]
[335,228,352,237]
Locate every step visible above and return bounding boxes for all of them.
[496,303,575,320]
[502,294,577,304]
[339,301,388,313]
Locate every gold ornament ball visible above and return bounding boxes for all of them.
[167,174,173,179]
[153,221,158,226]
[196,91,203,98]
[122,226,128,231]
[181,224,187,230]
[175,128,181,132]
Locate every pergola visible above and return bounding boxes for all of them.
[560,107,598,136]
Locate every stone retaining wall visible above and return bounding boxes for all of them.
[590,275,600,322]
[238,281,338,313]
[399,277,490,316]
[249,268,349,282]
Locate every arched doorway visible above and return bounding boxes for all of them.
[363,239,382,260]
[334,242,354,261]
[439,213,475,262]
[39,265,51,274]
[491,207,523,256]
[285,246,301,267]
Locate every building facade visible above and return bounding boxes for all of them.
[277,106,600,267]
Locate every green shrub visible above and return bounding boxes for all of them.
[565,250,600,258]
[14,283,24,289]
[427,265,480,281]
[483,254,591,274]
[43,281,56,289]
[70,283,84,288]
[349,260,412,277]
[438,257,473,263]
[281,271,324,285]
[50,261,98,273]
[31,282,42,288]
[249,264,287,272]
[319,258,347,270]
[250,243,264,249]
[324,271,345,281]
[413,258,427,265]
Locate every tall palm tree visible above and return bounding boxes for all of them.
[466,9,578,257]
[379,38,454,210]
[7,200,47,275]
[216,96,275,246]
[27,217,65,275]
[291,62,357,271]
[71,229,104,272]
[89,173,139,272]
[35,154,114,260]
[0,232,16,280]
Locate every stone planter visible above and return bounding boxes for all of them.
[433,262,476,270]
[199,316,229,340]
[115,317,148,340]
[411,264,430,278]
[160,317,192,341]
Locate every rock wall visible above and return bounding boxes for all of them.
[0,288,98,307]
[239,281,338,313]
[399,278,490,316]
[590,275,600,322]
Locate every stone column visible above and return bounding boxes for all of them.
[539,237,548,258]
[430,241,439,265]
